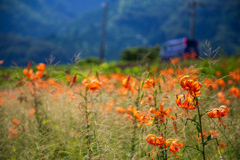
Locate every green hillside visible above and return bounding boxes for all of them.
[56,0,240,60]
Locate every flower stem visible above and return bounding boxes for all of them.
[84,89,91,158]
[130,78,141,158]
[32,81,43,134]
[197,105,206,160]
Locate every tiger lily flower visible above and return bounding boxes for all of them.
[122,76,137,93]
[228,87,240,99]
[23,68,33,78]
[209,129,219,138]
[165,138,184,159]
[28,108,36,116]
[12,119,20,126]
[140,94,154,105]
[150,102,179,123]
[176,94,198,118]
[180,75,202,97]
[207,105,230,129]
[146,134,165,158]
[23,62,46,79]
[82,76,102,91]
[122,76,132,89]
[217,92,230,105]
[115,107,126,114]
[36,63,46,71]
[70,74,77,88]
[116,106,152,125]
[142,79,157,88]
[8,127,18,139]
[196,129,207,146]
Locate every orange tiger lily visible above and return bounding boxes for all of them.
[28,108,36,116]
[115,107,126,114]
[203,78,218,90]
[217,92,230,105]
[229,69,240,82]
[209,129,219,138]
[35,70,44,79]
[146,134,166,158]
[140,94,154,104]
[142,79,157,88]
[165,138,184,159]
[196,129,207,140]
[116,106,152,125]
[218,142,226,149]
[70,74,77,88]
[207,105,230,129]
[176,94,198,118]
[146,134,165,148]
[122,76,132,89]
[8,127,18,139]
[217,79,225,86]
[12,119,20,126]
[36,63,46,71]
[82,76,102,91]
[180,75,202,97]
[23,62,46,79]
[23,68,33,78]
[122,76,137,92]
[150,102,178,123]
[228,87,240,99]
[215,71,221,77]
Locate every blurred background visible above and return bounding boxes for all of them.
[0,0,239,67]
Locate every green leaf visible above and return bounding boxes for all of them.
[196,145,200,150]
[96,71,99,80]
[185,120,188,126]
[154,88,157,96]
[140,93,144,102]
[140,81,144,90]
[207,135,211,141]
[161,75,166,84]
[183,146,186,152]
[158,82,161,93]
[196,125,201,133]
[193,115,197,121]
[147,72,150,79]
[201,112,206,117]
[152,117,155,126]
[203,142,208,146]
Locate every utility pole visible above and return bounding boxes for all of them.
[187,0,204,39]
[99,3,108,63]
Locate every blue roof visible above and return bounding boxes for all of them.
[163,37,185,45]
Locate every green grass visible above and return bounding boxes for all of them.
[0,56,240,159]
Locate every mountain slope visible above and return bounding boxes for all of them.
[0,0,103,37]
[57,0,240,60]
[0,0,239,66]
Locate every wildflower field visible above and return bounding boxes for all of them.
[0,55,240,160]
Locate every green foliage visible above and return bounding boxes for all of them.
[76,57,101,66]
[199,55,240,78]
[120,46,160,62]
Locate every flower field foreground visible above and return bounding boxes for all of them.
[0,59,240,159]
